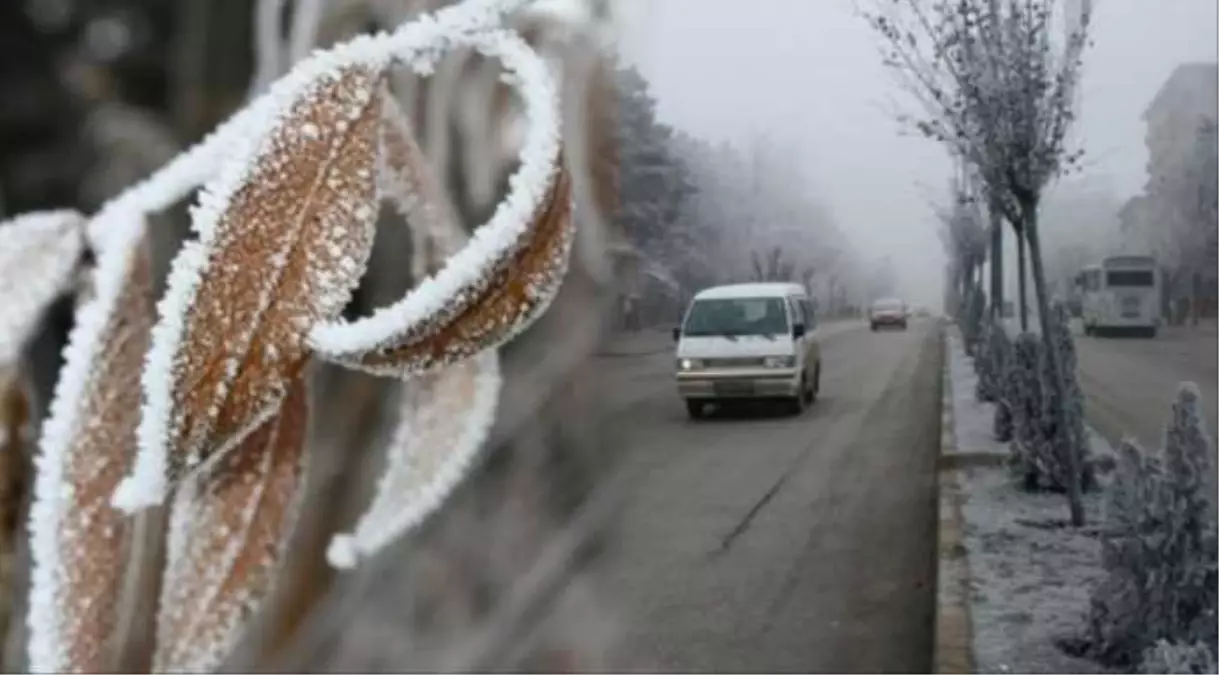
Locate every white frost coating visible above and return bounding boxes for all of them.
[85,0,528,249]
[115,0,546,515]
[26,209,144,674]
[117,36,390,513]
[308,27,562,359]
[0,210,85,367]
[326,348,501,569]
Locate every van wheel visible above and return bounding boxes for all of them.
[685,400,706,420]
[803,365,819,404]
[786,376,808,416]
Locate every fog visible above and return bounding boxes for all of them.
[614,0,1218,312]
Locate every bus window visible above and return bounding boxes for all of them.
[1106,270,1155,287]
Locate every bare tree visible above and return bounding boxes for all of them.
[934,165,988,321]
[866,0,1093,524]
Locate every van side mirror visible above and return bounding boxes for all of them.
[672,327,681,342]
[792,323,806,339]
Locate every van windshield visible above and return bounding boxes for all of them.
[1106,270,1154,288]
[683,297,790,337]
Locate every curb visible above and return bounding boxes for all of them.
[933,324,976,674]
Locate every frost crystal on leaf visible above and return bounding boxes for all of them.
[327,349,500,569]
[0,210,86,367]
[118,60,388,513]
[27,219,153,674]
[154,376,309,673]
[308,29,573,379]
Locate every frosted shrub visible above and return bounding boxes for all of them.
[1006,332,1062,488]
[1085,384,1219,669]
[975,316,1008,404]
[971,315,991,395]
[1006,306,1093,492]
[0,0,606,671]
[1141,639,1218,674]
[961,285,986,355]
[1041,302,1093,488]
[986,319,1015,441]
[1005,332,1040,458]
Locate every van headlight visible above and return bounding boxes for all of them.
[763,356,796,368]
[677,358,703,371]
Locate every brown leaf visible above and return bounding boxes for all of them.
[313,163,573,378]
[153,375,309,673]
[26,227,153,673]
[0,366,30,662]
[128,64,384,503]
[0,210,86,367]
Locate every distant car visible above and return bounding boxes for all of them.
[672,282,822,419]
[870,297,908,331]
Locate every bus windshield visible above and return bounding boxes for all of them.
[1106,270,1155,288]
[683,297,790,337]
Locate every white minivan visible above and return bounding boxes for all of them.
[672,282,822,419]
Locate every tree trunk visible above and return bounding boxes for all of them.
[1017,230,1028,331]
[989,205,1003,319]
[1024,212,1085,527]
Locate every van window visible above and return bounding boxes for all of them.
[803,299,817,329]
[682,297,790,337]
[1106,270,1154,288]
[788,297,805,327]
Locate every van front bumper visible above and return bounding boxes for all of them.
[676,368,801,399]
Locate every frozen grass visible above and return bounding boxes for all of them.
[946,326,1121,673]
[957,466,1112,673]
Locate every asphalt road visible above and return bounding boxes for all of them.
[1074,324,1218,451]
[596,320,943,672]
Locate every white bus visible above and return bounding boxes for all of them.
[1075,255,1161,337]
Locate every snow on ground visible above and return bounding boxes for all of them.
[945,327,1120,674]
[946,333,1004,460]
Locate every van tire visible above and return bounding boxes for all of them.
[685,400,706,420]
[786,375,809,416]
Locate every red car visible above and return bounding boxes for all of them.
[870,298,908,331]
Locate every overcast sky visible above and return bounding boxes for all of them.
[613,0,1218,310]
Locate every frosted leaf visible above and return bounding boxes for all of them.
[316,167,572,378]
[26,220,153,674]
[117,63,387,513]
[0,210,86,367]
[326,83,503,569]
[327,349,500,569]
[153,375,309,673]
[308,29,573,379]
